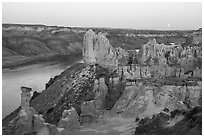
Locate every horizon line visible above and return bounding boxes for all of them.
[2,22,202,31]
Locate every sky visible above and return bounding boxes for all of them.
[2,2,202,30]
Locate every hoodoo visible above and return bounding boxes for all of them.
[83,29,96,64]
[20,86,32,111]
[83,29,118,71]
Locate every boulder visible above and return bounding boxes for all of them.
[57,107,80,131]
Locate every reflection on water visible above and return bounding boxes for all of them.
[2,54,82,118]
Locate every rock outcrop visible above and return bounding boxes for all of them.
[83,29,118,71]
[83,29,96,64]
[20,87,32,111]
[83,30,202,79]
[112,84,201,118]
[139,39,168,66]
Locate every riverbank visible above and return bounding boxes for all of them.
[2,53,82,70]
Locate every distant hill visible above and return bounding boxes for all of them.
[2,24,84,68]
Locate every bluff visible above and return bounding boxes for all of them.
[2,24,84,68]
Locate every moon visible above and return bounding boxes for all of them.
[167,24,170,27]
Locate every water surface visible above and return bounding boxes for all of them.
[2,54,82,118]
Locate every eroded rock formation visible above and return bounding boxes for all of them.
[3,87,48,135]
[83,29,96,64]
[21,86,32,111]
[112,84,201,118]
[83,29,202,79]
[3,29,202,135]
[83,29,118,71]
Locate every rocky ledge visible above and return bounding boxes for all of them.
[2,29,202,135]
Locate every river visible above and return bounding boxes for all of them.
[2,54,82,118]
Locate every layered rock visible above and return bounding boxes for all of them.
[28,63,97,124]
[118,64,202,81]
[2,24,84,69]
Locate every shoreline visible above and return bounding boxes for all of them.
[2,52,82,70]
